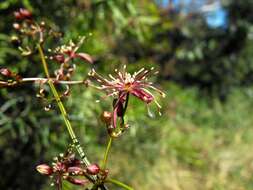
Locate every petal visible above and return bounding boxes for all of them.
[36,164,53,175]
[66,177,89,186]
[131,88,154,104]
[76,53,93,64]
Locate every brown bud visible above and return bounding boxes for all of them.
[36,164,53,175]
[86,164,100,175]
[0,68,12,77]
[101,111,112,125]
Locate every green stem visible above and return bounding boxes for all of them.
[102,136,113,169]
[105,178,134,190]
[37,44,94,176]
[38,44,108,190]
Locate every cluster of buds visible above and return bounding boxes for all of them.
[12,8,62,55]
[0,68,22,87]
[90,66,165,135]
[36,151,108,189]
[14,8,32,20]
[50,38,93,81]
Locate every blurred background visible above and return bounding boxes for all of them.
[1,0,253,189]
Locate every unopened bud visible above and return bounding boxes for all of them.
[13,23,20,30]
[86,164,100,175]
[36,164,53,175]
[54,54,65,63]
[101,111,112,125]
[19,8,32,19]
[0,68,12,77]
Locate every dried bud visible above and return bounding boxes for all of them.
[13,23,20,30]
[101,111,112,125]
[54,54,65,63]
[86,164,100,175]
[36,164,53,175]
[0,68,12,77]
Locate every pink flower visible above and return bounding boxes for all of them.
[89,66,165,128]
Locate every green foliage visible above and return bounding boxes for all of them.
[1,0,253,190]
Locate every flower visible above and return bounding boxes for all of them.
[89,66,165,128]
[53,38,93,64]
[36,153,88,189]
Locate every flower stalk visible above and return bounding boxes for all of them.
[38,43,109,190]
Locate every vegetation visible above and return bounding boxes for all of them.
[1,0,253,189]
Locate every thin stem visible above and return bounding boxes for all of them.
[38,44,109,190]
[105,178,134,190]
[37,44,92,174]
[0,78,87,86]
[102,136,113,169]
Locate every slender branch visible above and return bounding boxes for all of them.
[102,136,113,170]
[38,44,109,190]
[105,178,134,190]
[37,44,93,176]
[0,78,87,87]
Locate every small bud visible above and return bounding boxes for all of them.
[54,54,65,63]
[13,23,20,30]
[101,111,112,125]
[14,11,22,20]
[36,164,53,175]
[19,8,32,19]
[86,164,100,175]
[66,177,88,186]
[0,68,12,77]
[14,8,32,20]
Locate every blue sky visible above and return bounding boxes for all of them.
[159,0,227,28]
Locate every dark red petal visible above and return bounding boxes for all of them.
[76,53,93,64]
[66,177,88,186]
[131,89,154,104]
[86,164,100,175]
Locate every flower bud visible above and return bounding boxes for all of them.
[101,111,112,125]
[54,54,65,63]
[0,68,12,77]
[13,23,20,30]
[36,164,53,175]
[66,177,88,186]
[19,8,32,19]
[86,164,100,175]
